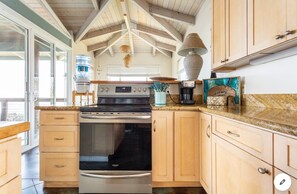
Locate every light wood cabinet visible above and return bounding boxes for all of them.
[199,112,212,194]
[39,110,79,187]
[274,168,297,194]
[212,0,247,69]
[0,136,21,194]
[152,111,199,187]
[212,135,273,194]
[248,0,297,54]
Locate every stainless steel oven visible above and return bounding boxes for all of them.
[79,84,152,194]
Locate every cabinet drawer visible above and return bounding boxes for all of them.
[40,153,78,181]
[0,176,21,194]
[40,111,79,125]
[40,126,79,152]
[274,168,297,194]
[0,137,21,187]
[275,134,297,178]
[212,116,273,164]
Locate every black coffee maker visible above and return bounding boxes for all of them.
[179,80,196,105]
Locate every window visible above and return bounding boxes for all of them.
[107,65,160,81]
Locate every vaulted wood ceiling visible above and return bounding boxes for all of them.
[20,0,205,57]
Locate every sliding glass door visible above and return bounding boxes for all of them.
[0,15,29,146]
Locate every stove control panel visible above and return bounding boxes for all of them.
[97,84,150,97]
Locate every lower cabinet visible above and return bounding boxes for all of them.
[212,135,273,194]
[199,112,212,194]
[274,168,297,194]
[152,110,200,187]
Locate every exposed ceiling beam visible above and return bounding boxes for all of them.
[108,47,114,57]
[132,0,183,43]
[120,0,135,56]
[151,47,156,57]
[37,0,70,37]
[94,31,128,57]
[82,23,126,40]
[75,0,111,43]
[150,4,195,25]
[132,31,171,57]
[131,22,174,40]
[87,41,108,52]
[156,42,176,52]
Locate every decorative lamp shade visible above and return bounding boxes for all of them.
[177,33,207,56]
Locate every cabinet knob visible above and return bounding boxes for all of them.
[227,130,240,137]
[275,34,285,40]
[220,59,226,63]
[284,30,296,36]
[258,167,270,175]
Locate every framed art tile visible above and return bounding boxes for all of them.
[203,76,241,105]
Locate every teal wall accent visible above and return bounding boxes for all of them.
[0,0,72,47]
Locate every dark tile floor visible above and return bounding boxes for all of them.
[22,147,206,194]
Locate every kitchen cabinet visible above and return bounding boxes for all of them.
[0,136,21,194]
[212,135,273,194]
[248,0,296,54]
[212,0,247,69]
[274,168,297,194]
[199,112,211,194]
[152,111,199,187]
[39,110,79,187]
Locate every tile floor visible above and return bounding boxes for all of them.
[21,147,206,194]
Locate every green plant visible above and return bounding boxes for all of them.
[150,81,169,92]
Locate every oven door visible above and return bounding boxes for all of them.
[79,112,152,193]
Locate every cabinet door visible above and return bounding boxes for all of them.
[286,0,297,40]
[152,111,174,182]
[226,0,247,62]
[174,112,199,182]
[248,0,286,54]
[212,0,226,69]
[199,113,211,193]
[212,135,273,194]
[274,168,297,194]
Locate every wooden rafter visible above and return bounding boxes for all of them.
[132,31,171,57]
[82,23,126,41]
[132,0,183,43]
[37,0,70,37]
[87,41,108,52]
[156,42,176,52]
[108,47,114,57]
[94,31,128,57]
[151,47,156,57]
[74,0,111,43]
[120,0,135,56]
[150,4,195,25]
[91,0,99,10]
[131,22,174,40]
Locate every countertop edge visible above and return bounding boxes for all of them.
[0,122,30,140]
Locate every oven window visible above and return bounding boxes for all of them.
[80,123,152,171]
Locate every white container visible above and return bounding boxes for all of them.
[76,82,91,93]
[154,91,166,106]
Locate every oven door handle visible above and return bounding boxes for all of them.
[80,172,151,179]
[80,115,151,120]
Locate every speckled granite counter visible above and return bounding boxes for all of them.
[152,104,297,137]
[0,122,30,139]
[35,105,80,111]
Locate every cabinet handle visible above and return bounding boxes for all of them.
[153,120,156,132]
[55,165,65,168]
[206,124,210,138]
[54,117,65,120]
[54,137,64,141]
[225,59,229,62]
[227,130,240,137]
[284,30,296,36]
[220,59,226,63]
[258,167,270,175]
[275,34,285,40]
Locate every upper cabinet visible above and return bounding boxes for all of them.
[212,0,297,71]
[212,0,247,69]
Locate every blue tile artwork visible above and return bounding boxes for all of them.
[203,77,241,104]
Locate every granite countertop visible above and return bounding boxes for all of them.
[152,104,297,137]
[0,122,30,140]
[35,105,80,111]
